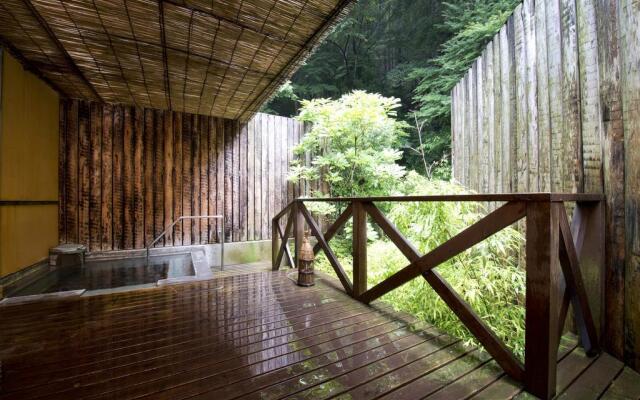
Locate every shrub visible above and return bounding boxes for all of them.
[289,91,408,202]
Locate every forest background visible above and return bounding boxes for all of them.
[263,0,520,177]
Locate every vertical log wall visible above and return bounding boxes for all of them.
[59,100,306,251]
[450,0,639,369]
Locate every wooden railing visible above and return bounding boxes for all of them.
[272,194,604,399]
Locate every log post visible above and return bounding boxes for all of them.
[524,201,561,399]
[352,201,368,297]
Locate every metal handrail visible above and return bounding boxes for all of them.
[146,215,225,271]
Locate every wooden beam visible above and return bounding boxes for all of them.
[274,211,294,270]
[423,269,525,382]
[364,202,524,381]
[352,201,367,297]
[359,201,526,304]
[272,219,279,270]
[312,203,352,255]
[557,203,600,355]
[293,201,304,268]
[572,201,605,340]
[298,193,604,203]
[620,0,640,369]
[0,200,58,206]
[557,283,572,342]
[299,202,353,295]
[282,223,295,268]
[364,202,420,260]
[524,201,561,400]
[273,201,295,221]
[597,0,625,355]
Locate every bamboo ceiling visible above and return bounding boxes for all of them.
[0,0,353,120]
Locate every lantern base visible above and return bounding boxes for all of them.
[297,270,315,287]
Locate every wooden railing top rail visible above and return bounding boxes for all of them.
[271,193,605,400]
[296,192,604,202]
[272,200,296,221]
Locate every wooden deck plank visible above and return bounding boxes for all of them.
[3,304,377,392]
[469,334,579,399]
[3,293,363,372]
[424,359,504,400]
[254,331,458,400]
[0,272,331,321]
[289,338,473,399]
[371,348,489,400]
[6,303,360,360]
[0,284,344,333]
[0,278,320,326]
[331,342,474,400]
[1,275,293,325]
[5,315,393,400]
[1,270,638,400]
[600,367,640,400]
[512,346,597,399]
[198,326,439,400]
[0,281,342,338]
[88,322,405,400]
[557,353,623,399]
[468,373,522,400]
[0,269,320,320]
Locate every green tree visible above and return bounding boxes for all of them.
[259,81,299,117]
[264,0,448,116]
[289,91,407,198]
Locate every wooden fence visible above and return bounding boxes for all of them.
[59,100,307,251]
[450,0,639,368]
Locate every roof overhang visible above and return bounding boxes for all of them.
[0,0,354,121]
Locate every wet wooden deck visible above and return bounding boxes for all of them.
[1,270,639,400]
[210,261,273,279]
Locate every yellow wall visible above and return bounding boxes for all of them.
[0,51,59,277]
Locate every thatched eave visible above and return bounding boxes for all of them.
[0,0,355,121]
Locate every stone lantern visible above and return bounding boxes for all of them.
[297,231,315,287]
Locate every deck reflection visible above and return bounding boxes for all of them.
[0,270,638,399]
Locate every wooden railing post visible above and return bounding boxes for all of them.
[352,201,367,297]
[293,200,304,268]
[272,220,279,270]
[572,201,605,342]
[524,201,561,400]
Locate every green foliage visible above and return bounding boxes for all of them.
[282,0,448,109]
[260,81,300,117]
[402,114,452,178]
[312,173,526,359]
[290,91,408,200]
[411,0,520,124]
[262,0,519,178]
